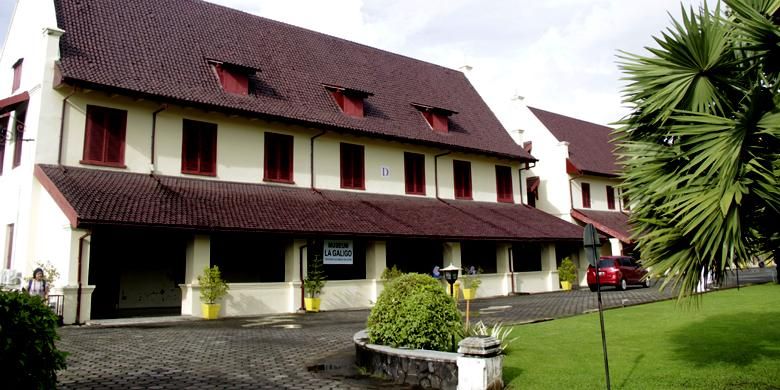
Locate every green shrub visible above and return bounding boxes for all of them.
[380,265,404,281]
[558,257,577,284]
[303,255,327,298]
[198,265,229,304]
[0,290,67,389]
[367,273,463,351]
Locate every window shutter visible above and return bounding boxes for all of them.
[607,186,615,210]
[199,123,217,174]
[582,183,591,208]
[496,165,513,202]
[404,152,425,195]
[0,116,8,174]
[105,109,127,163]
[430,113,448,132]
[454,160,472,199]
[11,59,22,92]
[344,95,364,117]
[353,144,364,188]
[264,133,293,182]
[12,111,25,168]
[340,143,364,189]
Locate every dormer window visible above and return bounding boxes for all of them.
[209,60,253,95]
[412,103,456,133]
[325,85,371,118]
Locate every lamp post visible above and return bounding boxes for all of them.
[584,223,610,390]
[441,263,460,298]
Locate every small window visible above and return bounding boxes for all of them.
[329,89,365,118]
[422,111,449,132]
[607,185,616,210]
[12,110,25,169]
[82,105,127,167]
[211,62,249,95]
[404,152,425,195]
[264,132,294,183]
[581,182,591,208]
[496,165,513,203]
[182,119,217,176]
[453,160,472,199]
[0,115,8,175]
[526,176,540,208]
[340,143,364,189]
[11,59,22,92]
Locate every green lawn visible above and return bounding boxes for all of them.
[503,284,780,389]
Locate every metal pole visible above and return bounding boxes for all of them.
[593,241,611,389]
[735,267,740,291]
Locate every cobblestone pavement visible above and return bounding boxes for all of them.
[56,268,775,389]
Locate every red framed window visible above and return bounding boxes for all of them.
[82,105,127,167]
[11,59,22,92]
[495,165,513,203]
[581,182,591,208]
[404,152,425,195]
[340,143,365,189]
[12,110,25,168]
[182,119,217,176]
[421,111,449,133]
[0,115,8,175]
[330,90,364,117]
[264,132,294,183]
[212,63,249,95]
[607,185,616,210]
[453,160,472,199]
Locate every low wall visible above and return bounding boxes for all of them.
[354,330,458,390]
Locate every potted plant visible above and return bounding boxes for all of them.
[558,257,577,291]
[198,265,229,319]
[460,266,482,300]
[303,255,326,312]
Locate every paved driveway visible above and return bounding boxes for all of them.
[56,268,776,389]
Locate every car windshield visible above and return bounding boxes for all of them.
[597,259,616,268]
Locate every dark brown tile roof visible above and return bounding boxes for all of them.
[528,107,619,176]
[36,165,583,241]
[571,208,633,243]
[52,0,531,161]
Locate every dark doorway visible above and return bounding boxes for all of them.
[386,239,443,275]
[461,241,497,273]
[89,228,186,319]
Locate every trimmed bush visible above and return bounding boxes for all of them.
[367,273,463,351]
[0,290,67,389]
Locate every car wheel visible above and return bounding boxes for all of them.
[619,278,627,291]
[589,284,598,292]
[643,278,651,288]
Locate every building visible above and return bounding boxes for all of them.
[0,0,584,324]
[511,105,634,282]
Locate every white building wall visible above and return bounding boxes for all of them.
[571,176,623,212]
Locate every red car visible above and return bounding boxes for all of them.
[587,256,650,291]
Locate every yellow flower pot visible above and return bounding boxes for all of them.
[201,303,221,320]
[305,297,321,312]
[462,287,477,300]
[561,281,572,291]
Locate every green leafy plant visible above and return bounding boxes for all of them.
[367,273,463,352]
[558,257,577,284]
[304,255,327,298]
[380,265,404,281]
[0,290,67,389]
[460,266,482,290]
[197,265,229,304]
[467,320,519,354]
[617,0,780,298]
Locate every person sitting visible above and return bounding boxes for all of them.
[26,268,49,300]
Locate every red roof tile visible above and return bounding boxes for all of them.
[52,0,531,161]
[36,165,583,241]
[529,107,619,176]
[571,208,633,243]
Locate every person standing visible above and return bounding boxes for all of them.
[27,268,49,300]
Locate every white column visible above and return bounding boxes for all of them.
[285,239,306,312]
[366,240,387,301]
[61,229,95,325]
[180,234,210,316]
[541,244,559,291]
[495,243,512,295]
[443,242,462,268]
[609,238,623,256]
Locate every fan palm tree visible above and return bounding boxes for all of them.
[617,0,779,299]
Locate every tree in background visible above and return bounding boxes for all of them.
[617,0,779,298]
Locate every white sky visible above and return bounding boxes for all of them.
[0,0,708,129]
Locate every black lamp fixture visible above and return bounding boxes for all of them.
[441,263,460,298]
